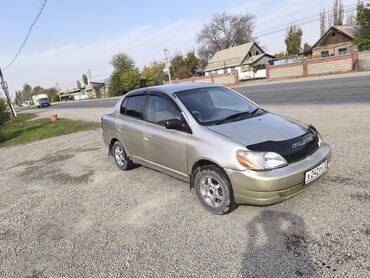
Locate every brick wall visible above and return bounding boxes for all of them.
[359,50,370,71]
[267,51,358,79]
[163,72,239,87]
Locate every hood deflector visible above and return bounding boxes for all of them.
[247,125,319,163]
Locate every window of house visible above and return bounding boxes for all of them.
[146,95,182,126]
[331,32,336,36]
[256,51,259,55]
[321,51,330,57]
[248,51,252,57]
[126,95,146,119]
[337,48,347,55]
[230,67,236,72]
[223,68,227,74]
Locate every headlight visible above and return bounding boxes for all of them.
[236,150,288,170]
[317,132,323,147]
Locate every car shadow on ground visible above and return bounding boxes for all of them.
[241,210,318,278]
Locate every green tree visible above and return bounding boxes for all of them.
[285,24,303,55]
[303,42,312,52]
[14,90,23,106]
[120,70,141,92]
[184,52,199,74]
[82,73,88,86]
[108,71,123,97]
[169,54,186,78]
[77,80,82,89]
[45,88,59,102]
[23,84,32,100]
[354,2,370,51]
[110,52,136,72]
[273,52,286,58]
[142,62,165,86]
[0,98,10,125]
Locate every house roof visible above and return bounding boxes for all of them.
[311,25,361,50]
[205,42,256,71]
[242,53,275,66]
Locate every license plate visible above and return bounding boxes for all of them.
[305,160,328,184]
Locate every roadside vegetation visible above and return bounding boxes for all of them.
[0,113,98,147]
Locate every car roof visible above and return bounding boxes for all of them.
[126,83,221,96]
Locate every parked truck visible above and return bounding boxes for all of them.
[32,94,50,108]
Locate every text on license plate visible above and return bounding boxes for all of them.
[305,160,328,184]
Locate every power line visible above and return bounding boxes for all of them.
[2,0,48,71]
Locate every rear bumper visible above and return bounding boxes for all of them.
[226,144,332,205]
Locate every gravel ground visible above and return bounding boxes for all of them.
[0,104,369,277]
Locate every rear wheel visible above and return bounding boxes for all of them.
[113,141,134,170]
[194,165,236,214]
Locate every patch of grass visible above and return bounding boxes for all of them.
[0,114,99,147]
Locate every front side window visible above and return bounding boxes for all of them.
[146,95,182,126]
[175,86,259,126]
[120,98,128,115]
[126,95,146,119]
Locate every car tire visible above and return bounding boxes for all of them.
[194,165,236,215]
[112,141,134,170]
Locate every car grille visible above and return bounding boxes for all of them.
[247,130,319,163]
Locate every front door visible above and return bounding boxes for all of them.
[143,92,188,181]
[116,94,148,163]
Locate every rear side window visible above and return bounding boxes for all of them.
[126,95,146,119]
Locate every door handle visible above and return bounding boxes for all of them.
[144,135,151,141]
[118,127,124,132]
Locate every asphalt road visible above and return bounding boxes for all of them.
[16,74,370,114]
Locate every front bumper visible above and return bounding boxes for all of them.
[226,143,332,205]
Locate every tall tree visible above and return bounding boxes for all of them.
[285,24,303,55]
[32,86,44,96]
[77,80,82,89]
[354,1,370,51]
[110,52,136,72]
[320,7,327,36]
[142,62,165,86]
[82,73,88,86]
[108,52,137,96]
[169,54,187,78]
[184,52,199,74]
[23,84,32,100]
[196,12,255,66]
[333,0,344,25]
[120,70,141,92]
[303,42,312,52]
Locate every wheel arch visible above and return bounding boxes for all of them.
[190,159,225,189]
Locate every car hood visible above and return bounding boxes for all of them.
[206,112,308,146]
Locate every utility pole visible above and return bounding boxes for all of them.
[0,68,17,118]
[163,49,172,84]
[88,69,92,84]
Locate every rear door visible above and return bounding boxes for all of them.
[115,93,148,163]
[141,91,188,180]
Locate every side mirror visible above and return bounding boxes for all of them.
[165,119,185,130]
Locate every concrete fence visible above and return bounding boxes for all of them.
[359,50,370,71]
[164,72,239,87]
[266,50,360,80]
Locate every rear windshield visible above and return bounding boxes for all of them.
[175,86,258,126]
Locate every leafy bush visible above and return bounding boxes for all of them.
[0,99,10,126]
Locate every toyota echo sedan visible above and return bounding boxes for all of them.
[102,84,331,214]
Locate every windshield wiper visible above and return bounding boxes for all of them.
[249,107,261,115]
[214,111,251,125]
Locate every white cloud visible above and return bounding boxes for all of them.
[2,19,200,95]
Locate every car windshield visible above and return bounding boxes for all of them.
[175,86,260,126]
[39,98,48,103]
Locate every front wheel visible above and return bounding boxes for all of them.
[112,141,134,170]
[194,165,236,214]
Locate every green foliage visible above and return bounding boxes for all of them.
[303,42,312,52]
[110,52,136,72]
[354,2,370,51]
[120,70,141,92]
[108,71,123,97]
[0,99,10,126]
[170,52,200,79]
[285,24,303,55]
[44,88,59,102]
[32,86,44,96]
[273,52,286,58]
[108,52,138,97]
[142,62,165,86]
[185,52,199,74]
[82,73,88,85]
[0,114,98,147]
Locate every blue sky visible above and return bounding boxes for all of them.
[0,0,358,94]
